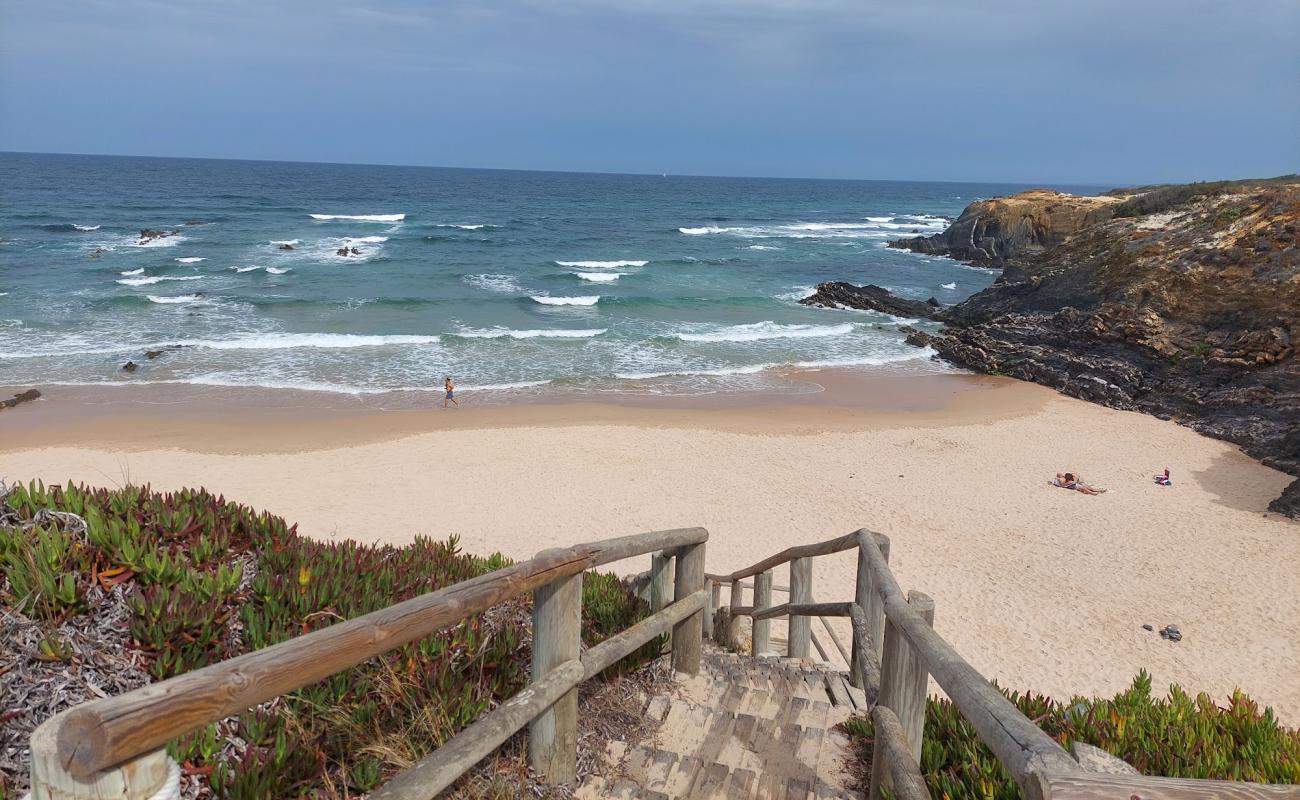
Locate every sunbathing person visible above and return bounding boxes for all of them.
[1052,472,1106,495]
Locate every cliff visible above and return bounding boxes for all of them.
[900,183,1300,516]
[889,189,1124,264]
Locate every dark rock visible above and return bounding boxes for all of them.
[90,247,108,258]
[144,345,183,360]
[1160,624,1182,642]
[799,282,942,319]
[0,389,41,410]
[336,247,350,257]
[278,244,295,251]
[350,247,361,255]
[184,219,204,226]
[1268,478,1300,518]
[1142,624,1154,631]
[122,361,138,373]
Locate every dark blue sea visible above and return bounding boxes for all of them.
[0,153,1097,400]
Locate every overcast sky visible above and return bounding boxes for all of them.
[2,0,1297,184]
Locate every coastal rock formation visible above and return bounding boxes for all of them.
[0,389,40,410]
[889,189,1123,265]
[799,281,942,319]
[903,182,1300,514]
[137,229,178,244]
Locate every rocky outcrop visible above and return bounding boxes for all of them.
[137,229,178,244]
[900,182,1300,516]
[890,189,1123,265]
[799,282,942,319]
[1270,479,1300,518]
[0,389,41,410]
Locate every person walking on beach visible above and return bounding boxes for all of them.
[444,376,459,408]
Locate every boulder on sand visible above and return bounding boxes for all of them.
[0,389,41,410]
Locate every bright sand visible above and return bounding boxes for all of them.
[2,372,1297,722]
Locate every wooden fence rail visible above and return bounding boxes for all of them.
[28,523,1297,800]
[27,528,709,799]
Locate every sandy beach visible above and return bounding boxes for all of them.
[2,372,1297,722]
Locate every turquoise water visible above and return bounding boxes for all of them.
[0,153,1094,399]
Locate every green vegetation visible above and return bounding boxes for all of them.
[842,671,1300,799]
[1,481,657,798]
[1109,175,1298,218]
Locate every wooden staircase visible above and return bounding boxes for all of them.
[576,641,865,799]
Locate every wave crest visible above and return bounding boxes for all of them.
[310,213,405,222]
[531,295,600,306]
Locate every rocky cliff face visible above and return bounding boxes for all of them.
[901,184,1300,516]
[889,189,1123,265]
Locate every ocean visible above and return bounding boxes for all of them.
[0,153,1095,402]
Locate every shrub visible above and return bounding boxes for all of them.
[841,671,1300,799]
[1,481,658,798]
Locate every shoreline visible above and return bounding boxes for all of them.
[3,370,1298,722]
[0,368,1040,453]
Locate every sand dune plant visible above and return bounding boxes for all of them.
[842,671,1299,799]
[1,481,656,798]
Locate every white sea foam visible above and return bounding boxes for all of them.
[174,257,206,263]
[310,213,405,222]
[574,272,623,283]
[266,267,291,274]
[790,349,935,369]
[171,333,441,350]
[465,274,524,294]
[454,328,606,340]
[270,239,300,246]
[146,294,207,304]
[232,266,262,273]
[343,236,389,244]
[117,275,203,287]
[775,286,815,302]
[437,223,496,230]
[746,245,782,251]
[680,218,944,240]
[616,364,770,380]
[120,268,145,276]
[128,234,186,248]
[674,321,854,343]
[554,260,647,268]
[73,224,100,231]
[531,295,600,306]
[58,376,553,396]
[941,282,957,290]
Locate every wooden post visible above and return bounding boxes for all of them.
[703,579,716,639]
[788,557,812,658]
[870,590,934,800]
[528,569,583,784]
[650,552,673,613]
[671,541,705,674]
[852,533,889,688]
[29,720,179,800]
[752,570,772,655]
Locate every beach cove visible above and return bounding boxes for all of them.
[3,371,1296,723]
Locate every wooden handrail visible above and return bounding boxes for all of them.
[871,704,931,800]
[1041,772,1300,800]
[38,527,707,779]
[372,590,707,799]
[714,531,861,583]
[854,530,1079,798]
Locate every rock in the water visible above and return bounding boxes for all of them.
[799,282,942,319]
[184,219,204,226]
[137,228,178,244]
[889,189,1123,265]
[0,389,41,410]
[122,361,138,373]
[278,243,295,251]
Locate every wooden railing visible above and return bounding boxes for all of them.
[26,525,1298,800]
[708,530,1298,800]
[25,528,709,800]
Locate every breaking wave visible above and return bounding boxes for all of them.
[310,213,405,222]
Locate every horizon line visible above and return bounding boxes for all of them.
[0,149,1125,190]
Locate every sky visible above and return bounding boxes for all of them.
[1,0,1297,185]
